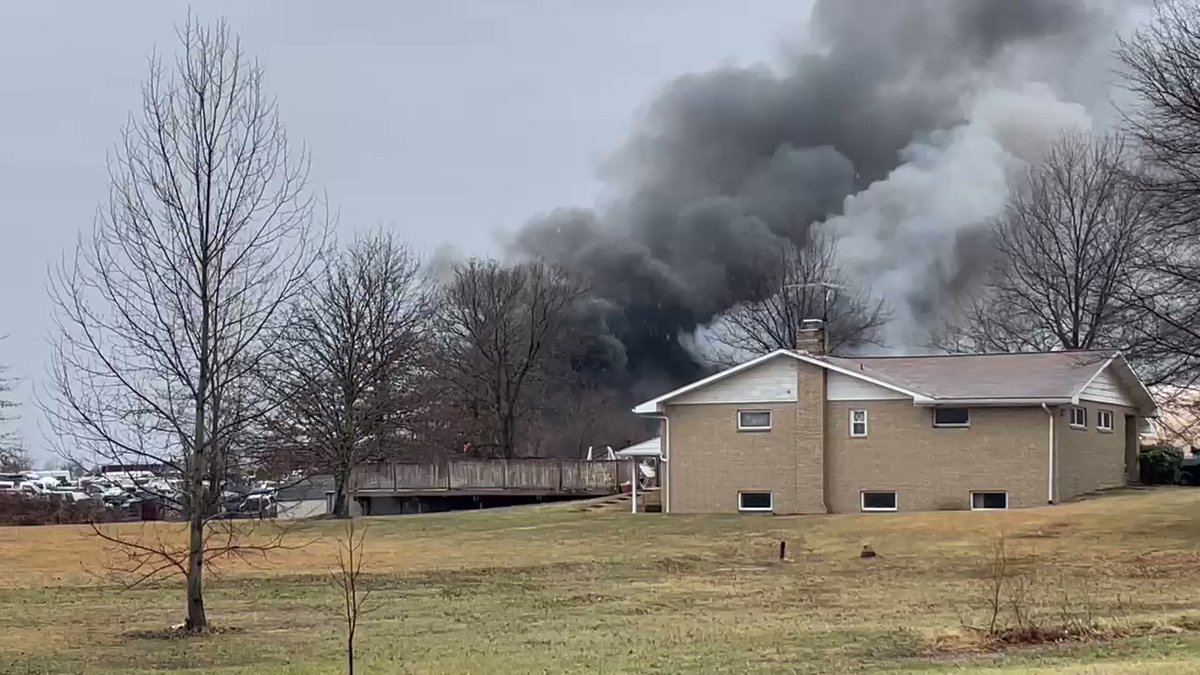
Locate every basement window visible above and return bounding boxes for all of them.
[932,407,970,428]
[971,492,1008,511]
[1069,406,1087,429]
[1097,409,1113,432]
[738,491,773,512]
[737,410,772,431]
[861,491,897,512]
[849,409,868,437]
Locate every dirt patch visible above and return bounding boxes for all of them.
[647,554,705,574]
[929,616,1200,655]
[124,624,244,640]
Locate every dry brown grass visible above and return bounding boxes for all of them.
[1,488,1199,673]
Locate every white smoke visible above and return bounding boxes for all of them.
[821,83,1093,348]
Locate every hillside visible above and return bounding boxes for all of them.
[3,489,1200,673]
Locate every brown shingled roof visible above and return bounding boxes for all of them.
[821,350,1119,401]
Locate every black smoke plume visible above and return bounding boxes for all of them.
[511,0,1138,397]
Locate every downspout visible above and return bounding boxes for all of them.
[1041,403,1055,504]
[646,414,670,514]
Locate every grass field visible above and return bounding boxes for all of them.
[3,489,1200,674]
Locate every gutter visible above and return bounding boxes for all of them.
[644,414,670,514]
[1041,403,1055,504]
[916,397,1074,407]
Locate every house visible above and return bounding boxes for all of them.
[632,327,1158,514]
[275,475,336,519]
[1141,386,1200,454]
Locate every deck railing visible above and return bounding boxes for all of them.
[352,458,620,494]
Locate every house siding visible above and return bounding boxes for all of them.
[664,401,802,513]
[1078,367,1134,407]
[664,361,827,514]
[672,357,798,405]
[1055,403,1133,500]
[826,402,1050,512]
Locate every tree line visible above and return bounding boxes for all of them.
[17,2,1200,633]
[33,18,647,632]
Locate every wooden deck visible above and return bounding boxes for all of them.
[351,459,622,498]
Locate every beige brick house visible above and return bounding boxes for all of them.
[633,339,1157,514]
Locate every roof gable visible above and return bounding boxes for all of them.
[632,350,924,414]
[1072,354,1158,415]
[672,355,798,405]
[633,349,1158,415]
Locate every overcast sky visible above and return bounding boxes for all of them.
[0,1,811,460]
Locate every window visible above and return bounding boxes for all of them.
[1069,406,1087,429]
[738,491,773,512]
[932,407,970,427]
[971,492,1008,510]
[737,410,772,431]
[849,409,868,437]
[1097,409,1113,432]
[861,491,897,512]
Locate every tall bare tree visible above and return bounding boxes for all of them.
[436,259,587,458]
[946,133,1152,359]
[45,18,322,631]
[1118,1,1200,387]
[266,233,432,517]
[707,233,887,362]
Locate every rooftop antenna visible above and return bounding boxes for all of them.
[783,281,846,353]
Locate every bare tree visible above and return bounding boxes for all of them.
[0,350,24,472]
[329,519,373,675]
[707,233,887,362]
[1120,0,1200,233]
[523,383,647,458]
[1118,2,1200,387]
[0,444,31,473]
[435,259,588,458]
[945,133,1152,359]
[266,232,432,517]
[45,18,322,631]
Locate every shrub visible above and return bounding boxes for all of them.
[1139,445,1184,485]
[0,493,118,525]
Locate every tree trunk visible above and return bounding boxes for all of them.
[333,468,351,519]
[185,511,207,631]
[500,407,516,459]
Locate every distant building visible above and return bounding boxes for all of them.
[275,475,336,519]
[98,463,172,477]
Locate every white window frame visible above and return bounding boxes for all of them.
[860,490,897,512]
[1069,406,1087,429]
[737,491,773,513]
[737,409,772,431]
[849,409,869,438]
[932,407,970,428]
[970,491,1009,511]
[1097,409,1113,433]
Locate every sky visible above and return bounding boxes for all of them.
[0,0,811,461]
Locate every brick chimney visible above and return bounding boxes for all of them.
[795,319,827,355]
